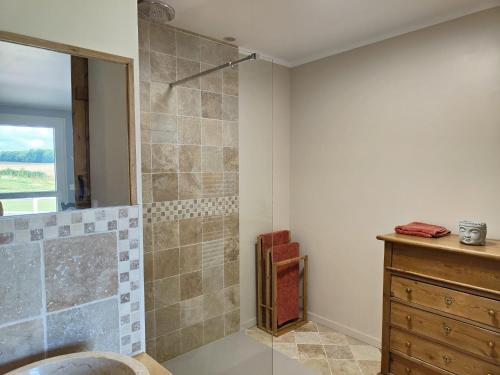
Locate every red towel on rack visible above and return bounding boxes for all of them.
[395,222,450,238]
[273,242,300,325]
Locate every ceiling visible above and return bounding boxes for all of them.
[0,41,71,111]
[166,0,500,67]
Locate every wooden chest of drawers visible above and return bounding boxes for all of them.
[377,233,500,375]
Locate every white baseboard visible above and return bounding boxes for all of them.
[240,317,257,331]
[308,312,382,349]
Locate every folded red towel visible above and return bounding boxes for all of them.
[395,222,450,238]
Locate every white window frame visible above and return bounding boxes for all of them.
[0,113,69,211]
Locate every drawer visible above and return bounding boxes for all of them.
[391,328,499,375]
[391,302,499,363]
[390,354,445,375]
[392,244,500,292]
[391,276,500,329]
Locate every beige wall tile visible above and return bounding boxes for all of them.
[144,252,153,283]
[179,173,201,199]
[0,319,44,374]
[154,248,180,280]
[179,218,202,246]
[141,143,152,172]
[222,121,238,147]
[47,299,119,355]
[202,215,223,242]
[155,303,180,336]
[180,244,202,274]
[180,323,203,353]
[177,58,200,89]
[180,270,202,300]
[224,237,239,262]
[203,315,224,344]
[151,82,176,114]
[176,32,201,61]
[202,265,223,293]
[138,18,150,50]
[178,116,201,145]
[139,48,150,82]
[152,172,178,201]
[201,92,222,119]
[203,289,224,319]
[180,295,203,328]
[202,146,223,172]
[153,220,179,250]
[177,87,201,117]
[223,213,239,237]
[146,338,156,358]
[200,39,238,66]
[223,68,238,96]
[224,310,240,336]
[179,145,201,172]
[44,233,117,312]
[142,173,153,204]
[150,113,177,144]
[223,172,239,196]
[151,144,178,172]
[224,261,239,287]
[202,173,224,197]
[154,276,180,308]
[140,81,150,112]
[222,94,238,121]
[143,223,153,253]
[202,119,222,146]
[156,331,181,362]
[145,282,155,312]
[200,63,222,93]
[151,51,176,83]
[0,243,42,325]
[224,285,240,312]
[150,23,176,55]
[223,147,239,172]
[146,310,155,339]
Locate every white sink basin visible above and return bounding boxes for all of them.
[6,352,150,375]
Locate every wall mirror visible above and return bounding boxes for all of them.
[0,32,136,217]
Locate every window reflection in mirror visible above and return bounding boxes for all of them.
[0,40,131,216]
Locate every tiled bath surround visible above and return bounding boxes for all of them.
[139,17,240,362]
[0,206,144,373]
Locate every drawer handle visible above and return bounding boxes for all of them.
[442,355,452,364]
[444,296,454,306]
[405,287,412,294]
[405,368,411,374]
[406,315,412,322]
[442,324,452,335]
[405,341,412,348]
[488,341,495,348]
[488,309,496,317]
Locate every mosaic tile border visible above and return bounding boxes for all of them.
[143,196,239,223]
[0,206,144,357]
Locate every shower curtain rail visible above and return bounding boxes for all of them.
[169,52,257,87]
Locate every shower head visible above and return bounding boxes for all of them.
[138,0,175,23]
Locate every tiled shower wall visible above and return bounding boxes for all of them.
[138,17,240,362]
[0,206,144,373]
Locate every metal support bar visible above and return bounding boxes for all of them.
[169,52,257,87]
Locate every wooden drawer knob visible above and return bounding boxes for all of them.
[442,324,452,335]
[488,309,496,317]
[405,368,411,374]
[405,341,411,348]
[444,296,454,306]
[405,287,412,294]
[442,355,452,364]
[406,315,412,322]
[488,341,495,348]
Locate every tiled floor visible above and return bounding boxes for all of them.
[246,321,381,375]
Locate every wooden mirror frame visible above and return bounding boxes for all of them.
[0,30,137,206]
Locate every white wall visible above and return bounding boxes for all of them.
[239,59,292,328]
[88,59,130,206]
[290,7,500,346]
[0,0,141,203]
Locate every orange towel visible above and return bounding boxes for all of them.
[395,222,450,238]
